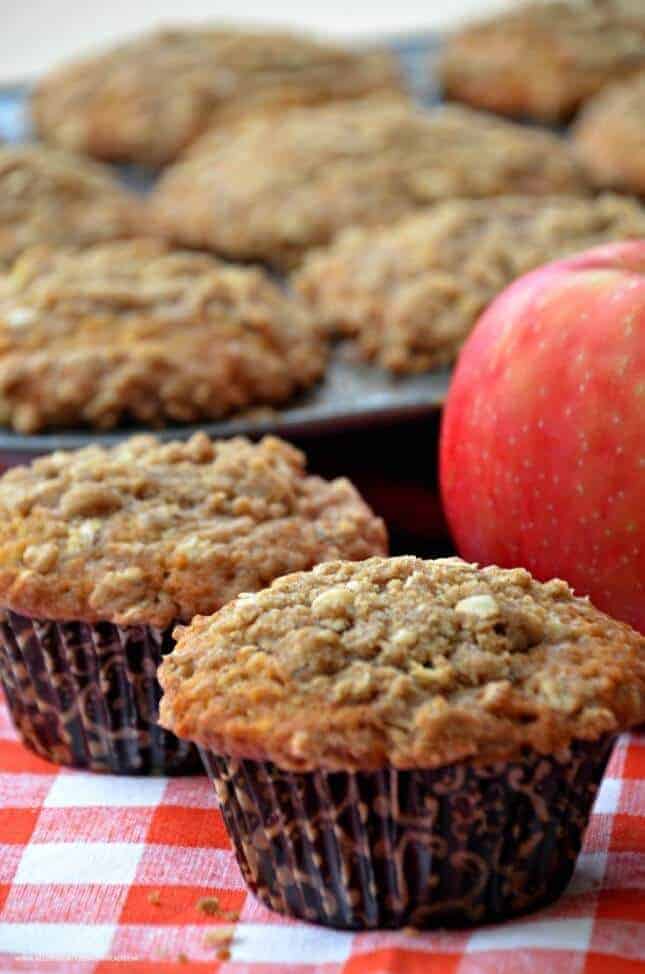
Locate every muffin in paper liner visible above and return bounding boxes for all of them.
[200,737,615,929]
[0,609,200,774]
[0,433,386,773]
[159,556,645,928]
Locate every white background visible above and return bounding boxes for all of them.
[1,1,516,82]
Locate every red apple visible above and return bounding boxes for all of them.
[440,240,645,632]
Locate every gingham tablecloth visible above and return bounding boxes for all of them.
[0,692,643,972]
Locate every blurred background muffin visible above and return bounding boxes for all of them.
[0,145,141,268]
[32,27,404,167]
[294,194,645,373]
[0,239,327,433]
[573,71,645,196]
[440,0,645,121]
[150,99,585,269]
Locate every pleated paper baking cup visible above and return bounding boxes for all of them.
[0,608,201,775]
[201,736,615,929]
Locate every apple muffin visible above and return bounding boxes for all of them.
[0,238,327,433]
[293,193,645,373]
[0,144,141,268]
[159,555,645,927]
[440,0,645,122]
[149,99,585,269]
[0,433,387,773]
[31,26,404,167]
[573,71,645,196]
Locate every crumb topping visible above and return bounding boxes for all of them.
[150,100,584,269]
[159,556,645,770]
[0,145,140,268]
[294,194,645,373]
[0,433,387,626]
[32,27,403,167]
[196,897,220,916]
[0,239,326,432]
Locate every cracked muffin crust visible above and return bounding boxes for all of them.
[0,433,387,628]
[0,145,140,268]
[32,27,403,167]
[0,239,326,433]
[293,194,645,373]
[573,72,645,196]
[159,556,645,771]
[149,100,585,269]
[440,0,645,122]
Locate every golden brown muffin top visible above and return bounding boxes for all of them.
[0,239,326,433]
[32,26,403,167]
[160,556,645,771]
[0,145,140,268]
[440,0,645,121]
[573,71,645,195]
[0,433,387,627]
[150,100,585,269]
[294,194,645,373]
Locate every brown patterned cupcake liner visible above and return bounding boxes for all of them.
[201,736,615,929]
[0,609,201,775]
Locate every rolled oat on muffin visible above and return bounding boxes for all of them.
[0,144,141,269]
[573,71,645,196]
[293,193,645,373]
[440,0,645,122]
[149,99,585,270]
[0,433,386,773]
[159,555,645,928]
[32,26,404,168]
[0,238,327,433]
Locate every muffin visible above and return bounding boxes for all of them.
[159,556,645,928]
[0,145,140,268]
[0,238,326,433]
[573,71,645,196]
[0,434,386,774]
[293,193,645,373]
[150,99,585,270]
[440,0,645,122]
[32,27,404,168]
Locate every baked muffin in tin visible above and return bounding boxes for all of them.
[0,433,387,773]
[160,556,645,927]
[440,0,645,122]
[573,71,645,196]
[0,238,326,433]
[0,145,141,269]
[293,193,645,373]
[150,99,585,270]
[32,26,404,168]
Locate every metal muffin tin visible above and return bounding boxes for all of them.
[0,34,448,463]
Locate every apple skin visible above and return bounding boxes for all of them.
[440,240,645,632]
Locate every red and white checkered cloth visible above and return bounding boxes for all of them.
[0,692,643,973]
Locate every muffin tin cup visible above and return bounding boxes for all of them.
[0,608,201,775]
[201,735,615,929]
